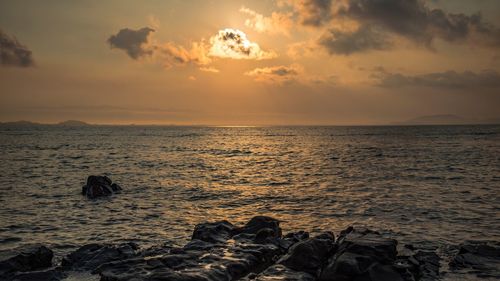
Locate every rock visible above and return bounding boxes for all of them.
[0,244,53,278]
[81,175,122,199]
[191,220,236,244]
[11,268,65,281]
[61,242,139,270]
[319,227,401,281]
[449,240,500,278]
[279,232,335,275]
[246,264,316,281]
[237,216,282,238]
[96,216,290,281]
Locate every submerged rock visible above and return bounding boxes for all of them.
[81,175,122,198]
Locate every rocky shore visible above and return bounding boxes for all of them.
[0,216,498,281]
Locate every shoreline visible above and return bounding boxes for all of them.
[1,216,498,281]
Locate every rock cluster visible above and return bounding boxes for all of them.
[0,216,498,281]
[449,240,500,279]
[81,175,122,199]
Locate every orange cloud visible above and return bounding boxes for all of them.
[245,64,303,84]
[239,6,293,36]
[209,28,277,60]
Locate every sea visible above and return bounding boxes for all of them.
[0,125,499,277]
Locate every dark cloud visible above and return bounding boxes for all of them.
[245,64,302,84]
[375,69,500,89]
[296,0,333,27]
[318,0,500,55]
[0,29,34,67]
[108,27,155,59]
[319,26,390,55]
[338,0,500,46]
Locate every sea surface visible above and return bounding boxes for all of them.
[0,125,499,265]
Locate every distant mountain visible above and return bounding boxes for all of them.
[0,120,42,126]
[0,120,91,126]
[397,114,468,125]
[57,120,90,126]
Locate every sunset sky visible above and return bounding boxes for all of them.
[1,0,499,125]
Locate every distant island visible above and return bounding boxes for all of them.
[0,120,91,126]
[396,114,500,125]
[57,120,90,126]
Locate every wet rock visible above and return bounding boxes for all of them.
[319,227,401,281]
[191,220,236,244]
[246,264,316,281]
[61,242,139,270]
[96,216,289,281]
[11,268,65,281]
[279,232,335,275]
[0,244,53,278]
[450,240,500,278]
[81,175,122,199]
[237,216,282,238]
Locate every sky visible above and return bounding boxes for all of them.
[0,0,499,125]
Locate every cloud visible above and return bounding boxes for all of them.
[209,28,276,60]
[319,26,390,55]
[0,29,34,67]
[287,40,317,59]
[199,66,220,73]
[156,41,211,68]
[245,64,302,84]
[239,6,293,35]
[108,27,211,68]
[333,0,500,50]
[107,27,155,59]
[375,69,500,89]
[288,0,334,27]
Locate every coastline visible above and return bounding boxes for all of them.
[1,216,498,281]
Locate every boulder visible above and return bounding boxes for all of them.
[61,242,139,270]
[237,216,282,238]
[0,244,53,277]
[81,175,122,198]
[450,240,500,278]
[319,227,401,281]
[246,264,316,281]
[96,216,291,281]
[191,220,236,244]
[11,268,65,281]
[279,232,335,275]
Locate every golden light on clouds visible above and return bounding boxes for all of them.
[208,28,276,60]
[1,1,500,125]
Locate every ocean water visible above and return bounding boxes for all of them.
[0,125,499,259]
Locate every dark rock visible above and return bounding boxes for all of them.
[81,175,122,199]
[96,216,289,281]
[12,268,65,281]
[61,242,139,270]
[450,240,500,278]
[319,227,401,281]
[279,232,335,275]
[0,244,53,278]
[191,220,236,244]
[246,264,316,281]
[237,216,282,238]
